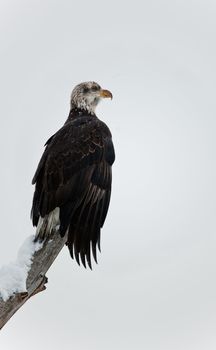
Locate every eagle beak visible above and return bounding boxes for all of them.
[100,89,113,100]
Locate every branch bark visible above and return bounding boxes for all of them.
[0,229,68,330]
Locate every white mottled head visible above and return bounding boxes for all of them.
[70,81,112,114]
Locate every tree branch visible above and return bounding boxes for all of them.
[0,229,68,330]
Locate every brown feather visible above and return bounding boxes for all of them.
[31,107,115,268]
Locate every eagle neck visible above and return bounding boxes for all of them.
[66,107,96,123]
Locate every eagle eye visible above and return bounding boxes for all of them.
[91,86,98,92]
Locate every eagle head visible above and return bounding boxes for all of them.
[70,81,112,115]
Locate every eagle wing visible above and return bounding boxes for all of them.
[31,116,115,268]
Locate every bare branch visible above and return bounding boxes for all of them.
[0,230,68,330]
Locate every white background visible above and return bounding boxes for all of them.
[0,0,216,349]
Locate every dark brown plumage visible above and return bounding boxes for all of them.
[31,81,115,268]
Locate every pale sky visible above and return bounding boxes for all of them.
[0,1,216,349]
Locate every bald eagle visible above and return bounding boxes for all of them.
[31,82,115,268]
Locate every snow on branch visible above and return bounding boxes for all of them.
[0,229,68,330]
[0,236,43,301]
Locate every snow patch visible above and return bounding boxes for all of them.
[0,235,43,301]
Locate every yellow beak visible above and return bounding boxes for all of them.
[100,89,113,99]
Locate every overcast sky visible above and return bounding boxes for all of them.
[0,1,216,349]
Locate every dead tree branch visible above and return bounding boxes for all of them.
[0,230,68,330]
